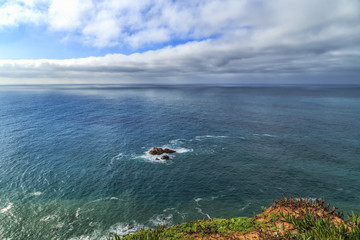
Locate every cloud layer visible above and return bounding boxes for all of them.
[0,0,359,84]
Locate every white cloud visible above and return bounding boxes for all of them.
[47,0,93,31]
[0,0,359,84]
[1,0,359,49]
[0,0,44,27]
[1,34,359,84]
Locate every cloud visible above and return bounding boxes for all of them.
[0,0,45,27]
[0,0,359,84]
[48,0,93,31]
[1,0,359,49]
[1,35,359,84]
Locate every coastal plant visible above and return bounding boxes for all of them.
[280,209,360,239]
[108,195,360,240]
[108,217,255,239]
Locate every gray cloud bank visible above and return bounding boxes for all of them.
[0,0,359,84]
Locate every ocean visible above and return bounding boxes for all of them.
[0,85,359,239]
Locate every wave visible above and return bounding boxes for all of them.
[138,152,171,164]
[169,139,187,144]
[40,215,58,222]
[195,135,228,140]
[110,138,193,164]
[76,208,81,218]
[71,207,184,240]
[137,146,193,164]
[194,198,202,206]
[30,191,42,196]
[54,222,65,229]
[0,203,13,213]
[149,213,173,226]
[253,133,276,137]
[239,203,251,211]
[163,207,186,220]
[108,221,145,238]
[86,197,123,205]
[173,147,192,153]
[195,207,211,219]
[211,195,221,200]
[109,153,126,165]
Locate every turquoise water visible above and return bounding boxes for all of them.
[0,85,359,239]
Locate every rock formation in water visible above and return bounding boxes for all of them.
[149,147,176,155]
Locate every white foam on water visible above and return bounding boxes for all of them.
[163,207,175,212]
[108,221,145,238]
[0,203,13,213]
[113,153,124,159]
[89,222,97,227]
[75,208,80,218]
[195,135,228,140]
[162,139,193,153]
[54,222,64,229]
[253,133,275,137]
[110,153,126,165]
[239,203,251,211]
[163,208,187,220]
[138,152,170,164]
[110,197,119,200]
[178,211,187,220]
[149,214,173,226]
[173,147,193,153]
[138,145,192,163]
[30,191,42,196]
[169,139,187,144]
[69,236,92,240]
[40,215,58,222]
[194,198,202,206]
[126,138,194,163]
[263,134,274,137]
[195,207,211,219]
[194,198,203,207]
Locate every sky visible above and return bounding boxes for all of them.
[0,0,359,85]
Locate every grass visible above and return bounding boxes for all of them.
[107,217,255,240]
[107,195,360,240]
[280,210,360,240]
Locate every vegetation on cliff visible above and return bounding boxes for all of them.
[107,195,360,239]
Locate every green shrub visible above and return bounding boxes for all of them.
[281,210,360,240]
[107,217,255,240]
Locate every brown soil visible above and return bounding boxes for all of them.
[191,195,345,240]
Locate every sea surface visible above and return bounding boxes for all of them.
[0,85,359,239]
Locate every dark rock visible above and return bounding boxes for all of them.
[149,147,163,155]
[161,155,170,160]
[163,148,176,153]
[155,158,160,160]
[149,147,176,155]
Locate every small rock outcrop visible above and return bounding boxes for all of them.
[161,155,170,160]
[149,147,176,155]
[163,148,176,154]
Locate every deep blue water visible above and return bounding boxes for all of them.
[0,85,359,239]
